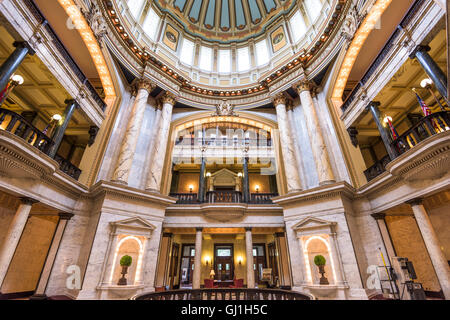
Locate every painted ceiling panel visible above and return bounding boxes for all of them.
[247,0,262,24]
[204,0,216,29]
[154,0,297,43]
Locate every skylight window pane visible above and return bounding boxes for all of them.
[305,0,321,22]
[219,50,231,73]
[180,39,194,65]
[237,47,250,72]
[199,46,213,71]
[255,40,269,66]
[142,8,160,41]
[128,0,144,18]
[290,11,307,42]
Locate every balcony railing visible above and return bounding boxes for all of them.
[175,138,272,147]
[0,108,54,154]
[364,111,449,182]
[169,191,278,204]
[131,288,313,300]
[391,111,450,157]
[363,155,391,182]
[0,108,82,180]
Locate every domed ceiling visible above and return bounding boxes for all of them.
[155,0,296,43]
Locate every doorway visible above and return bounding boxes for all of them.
[253,244,267,285]
[179,244,195,287]
[267,242,279,286]
[214,244,234,281]
[169,243,179,289]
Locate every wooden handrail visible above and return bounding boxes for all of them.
[131,288,314,300]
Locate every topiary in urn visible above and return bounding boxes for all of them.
[118,255,132,286]
[313,255,329,285]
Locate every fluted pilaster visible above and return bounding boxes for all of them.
[112,79,155,184]
[296,81,335,185]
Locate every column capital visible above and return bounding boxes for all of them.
[365,101,381,112]
[272,93,288,106]
[245,227,253,232]
[160,92,177,105]
[64,99,79,108]
[195,227,203,232]
[406,197,424,206]
[136,79,156,93]
[58,212,74,220]
[370,212,386,220]
[409,45,431,59]
[19,197,39,205]
[295,80,312,94]
[13,41,35,56]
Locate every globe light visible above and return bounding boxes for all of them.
[52,114,62,121]
[420,78,433,88]
[11,74,24,85]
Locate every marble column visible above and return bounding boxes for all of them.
[245,227,255,288]
[296,81,335,185]
[198,153,206,202]
[371,213,396,264]
[0,42,34,93]
[410,45,448,101]
[30,212,74,300]
[143,103,162,178]
[406,198,450,299]
[273,94,302,192]
[0,197,38,288]
[146,92,176,192]
[112,80,155,184]
[329,232,346,286]
[48,99,78,158]
[192,227,203,289]
[366,101,398,160]
[243,154,250,202]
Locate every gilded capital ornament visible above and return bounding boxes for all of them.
[272,93,287,106]
[136,79,156,93]
[161,92,177,105]
[296,80,312,94]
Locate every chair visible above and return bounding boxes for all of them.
[204,279,218,288]
[229,278,244,288]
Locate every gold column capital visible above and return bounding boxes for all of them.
[272,93,288,106]
[295,80,312,94]
[136,79,156,93]
[160,92,177,106]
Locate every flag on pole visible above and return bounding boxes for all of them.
[413,89,432,116]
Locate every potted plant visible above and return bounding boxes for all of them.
[313,255,329,285]
[117,255,132,286]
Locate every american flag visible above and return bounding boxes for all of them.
[413,90,432,116]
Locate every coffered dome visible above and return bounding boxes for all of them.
[157,0,297,44]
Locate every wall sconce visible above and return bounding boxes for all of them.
[52,114,62,122]
[205,256,211,266]
[0,74,24,106]
[206,172,211,177]
[237,256,243,265]
[189,185,194,193]
[238,172,243,178]
[255,185,260,193]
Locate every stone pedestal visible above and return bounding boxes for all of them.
[192,228,203,289]
[245,227,255,288]
[273,94,302,192]
[296,81,335,185]
[112,80,154,184]
[146,93,176,192]
[406,198,450,299]
[0,197,38,288]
